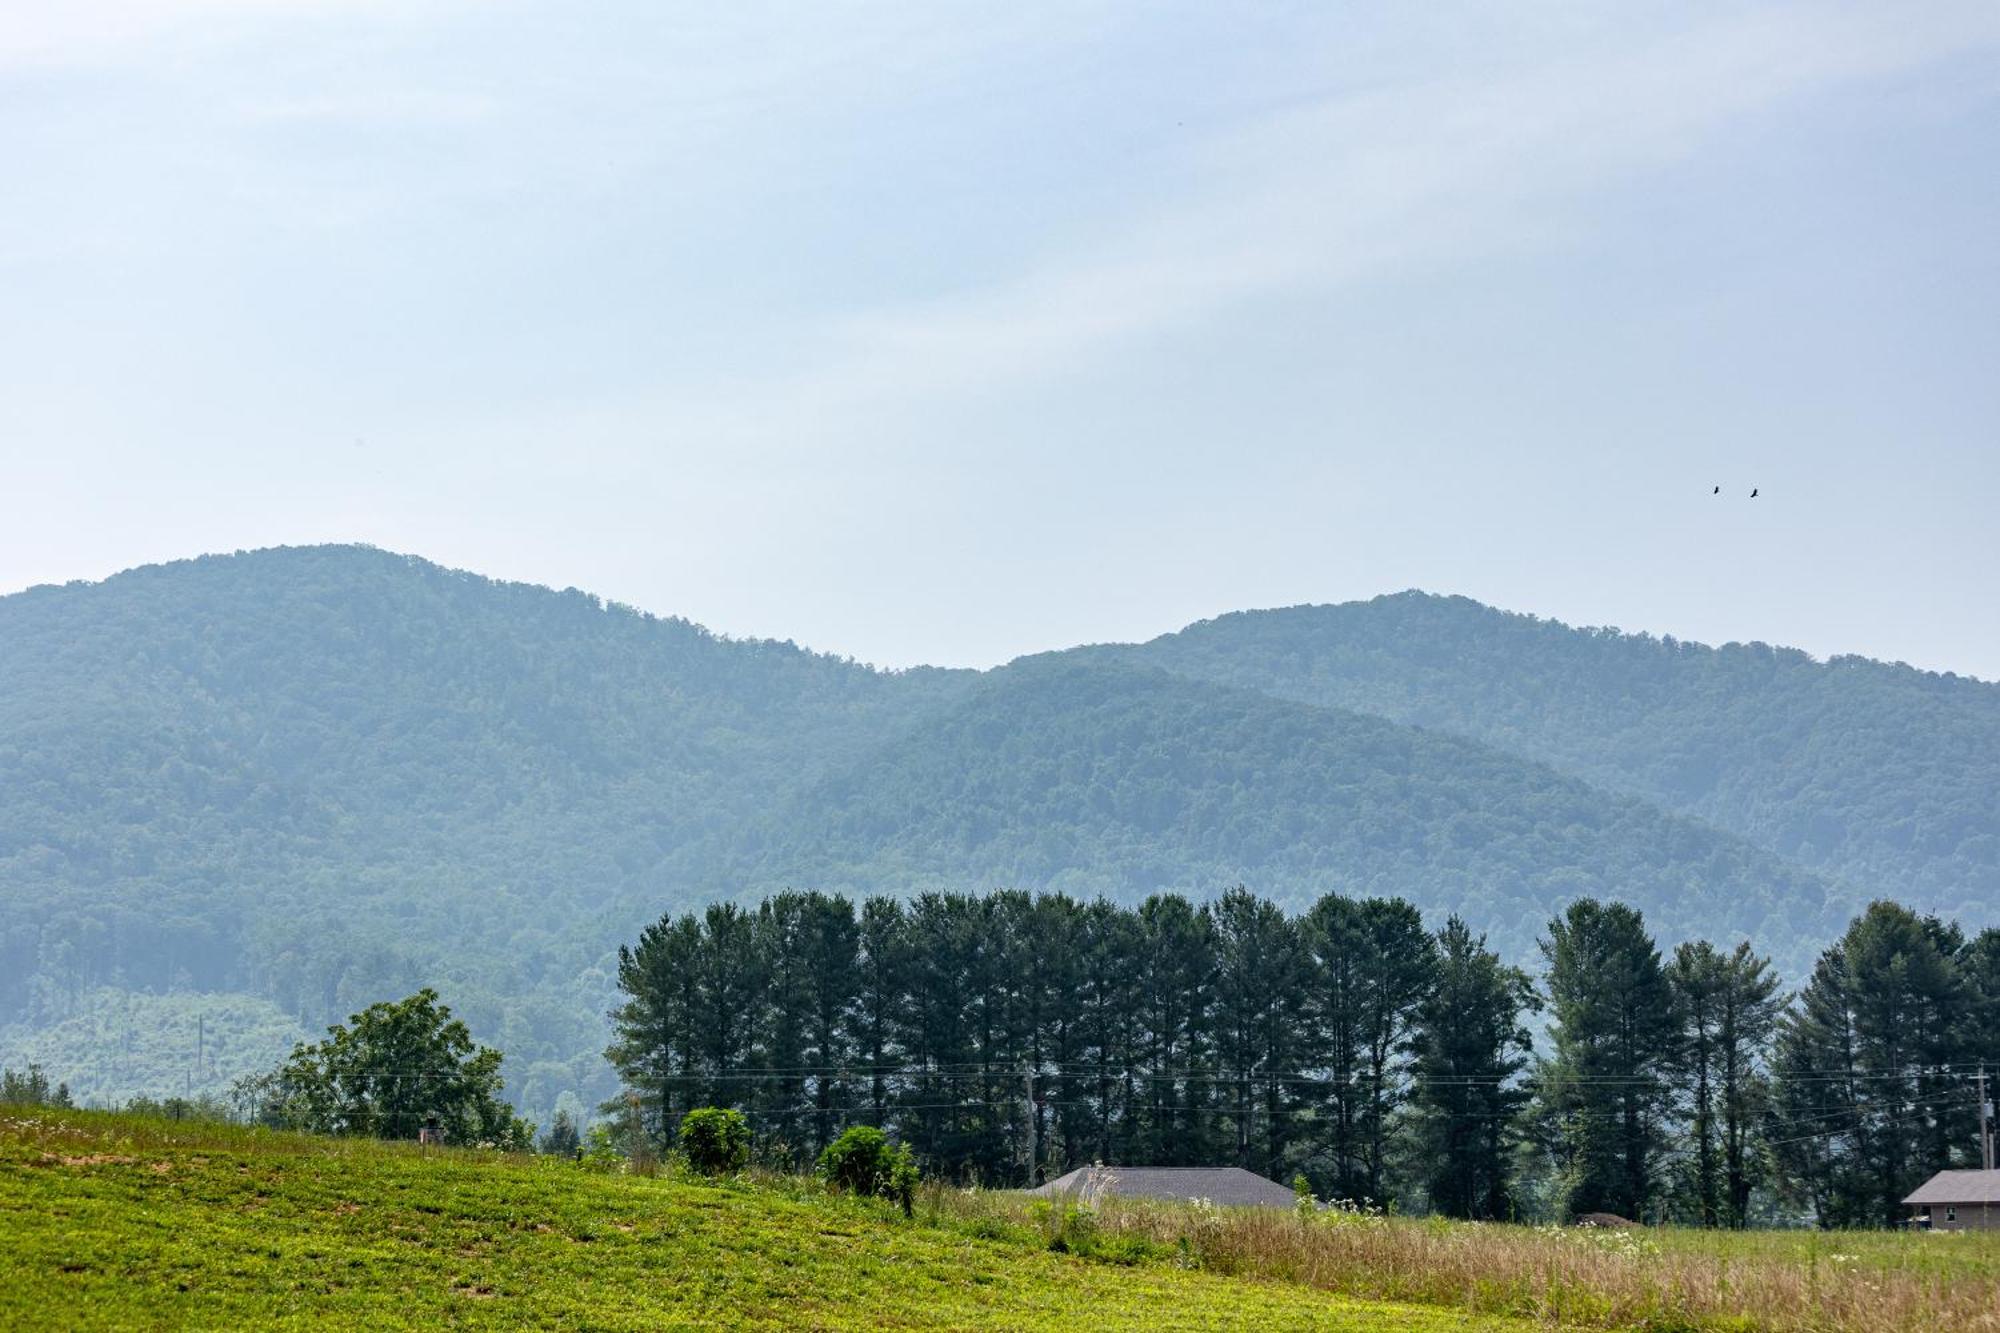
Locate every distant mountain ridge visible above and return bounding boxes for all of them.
[744,658,1841,966]
[2,544,1992,1117]
[1087,593,2000,920]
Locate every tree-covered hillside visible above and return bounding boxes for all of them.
[0,546,969,1112]
[2,546,1984,1118]
[747,661,1845,967]
[0,546,967,982]
[1093,593,1999,920]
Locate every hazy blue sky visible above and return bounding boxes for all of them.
[3,2,1996,676]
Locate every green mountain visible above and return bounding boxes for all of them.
[0,546,966,1110]
[1087,594,2000,921]
[2,545,1989,1116]
[746,660,1843,966]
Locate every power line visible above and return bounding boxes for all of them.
[1762,1097,1983,1151]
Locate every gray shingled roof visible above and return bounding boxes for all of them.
[1903,1170,2000,1205]
[1025,1166,1297,1209]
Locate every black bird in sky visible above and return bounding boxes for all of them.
[1713,485,1720,494]
[1751,488,1759,497]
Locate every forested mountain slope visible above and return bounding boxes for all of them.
[1,545,1979,1116]
[1089,593,1999,919]
[0,546,969,1106]
[748,661,1846,967]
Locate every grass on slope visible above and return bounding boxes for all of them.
[0,1110,1516,1331]
[947,1191,2000,1333]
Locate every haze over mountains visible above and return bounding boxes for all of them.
[3,544,1994,1120]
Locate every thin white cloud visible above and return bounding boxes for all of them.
[398,3,2000,490]
[743,3,2000,441]
[10,2,1998,498]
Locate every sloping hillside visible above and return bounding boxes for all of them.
[0,545,968,1007]
[5,545,1980,1115]
[0,547,967,1112]
[1093,593,2000,918]
[749,661,1847,967]
[0,1109,1512,1331]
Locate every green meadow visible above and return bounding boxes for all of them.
[938,1188,2000,1333]
[6,1109,1999,1332]
[0,1109,1514,1331]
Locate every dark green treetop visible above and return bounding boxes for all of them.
[267,988,530,1150]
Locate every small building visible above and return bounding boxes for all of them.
[1903,1170,2000,1231]
[1574,1212,1636,1230]
[1025,1165,1298,1209]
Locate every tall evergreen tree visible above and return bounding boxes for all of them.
[1668,940,1782,1226]
[605,886,1995,1199]
[693,903,767,1112]
[795,891,861,1154]
[1211,887,1309,1179]
[1773,902,1976,1226]
[607,912,701,1137]
[1768,942,1866,1225]
[1352,898,1437,1204]
[1134,894,1216,1166]
[1538,899,1675,1221]
[1076,899,1142,1165]
[757,893,814,1161]
[1302,893,1368,1197]
[1963,928,2000,1068]
[971,891,1036,1181]
[1026,893,1087,1180]
[855,897,907,1126]
[898,893,977,1171]
[1409,917,1534,1219]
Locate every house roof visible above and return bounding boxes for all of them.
[1902,1170,2000,1205]
[1024,1166,1298,1209]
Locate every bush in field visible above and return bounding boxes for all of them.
[539,1109,581,1157]
[264,989,533,1150]
[816,1125,920,1217]
[576,1124,625,1173]
[678,1107,750,1175]
[123,1094,232,1123]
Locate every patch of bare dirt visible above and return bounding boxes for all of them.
[40,1153,138,1168]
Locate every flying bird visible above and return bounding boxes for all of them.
[1713,485,1720,494]
[1751,488,1759,498]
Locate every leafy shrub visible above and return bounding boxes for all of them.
[264,989,532,1148]
[1043,1202,1098,1254]
[962,1215,1030,1244]
[539,1109,581,1157]
[678,1107,750,1176]
[1029,1198,1170,1266]
[1082,1233,1167,1267]
[577,1124,625,1173]
[122,1094,233,1123]
[815,1125,919,1216]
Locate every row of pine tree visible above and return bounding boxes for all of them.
[607,889,2000,1225]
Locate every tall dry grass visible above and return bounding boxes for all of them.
[950,1190,2000,1332]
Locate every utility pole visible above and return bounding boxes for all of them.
[1022,1064,1050,1187]
[1981,1064,1994,1173]
[627,1092,654,1176]
[1022,1065,1037,1186]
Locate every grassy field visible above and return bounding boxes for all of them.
[7,1110,1997,1331]
[0,1110,1518,1331]
[951,1188,2000,1333]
